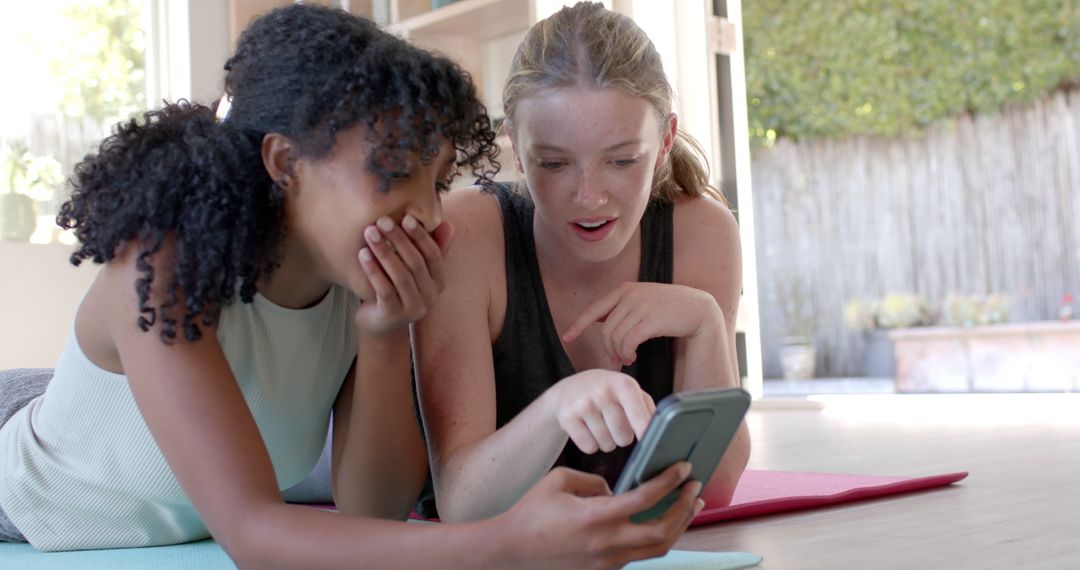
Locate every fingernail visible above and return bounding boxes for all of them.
[359,248,373,262]
[365,226,382,243]
[678,462,692,480]
[402,215,418,231]
[377,217,394,232]
[688,480,703,496]
[694,498,705,514]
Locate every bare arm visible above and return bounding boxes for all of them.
[413,189,567,521]
[330,330,428,519]
[670,197,751,506]
[330,211,458,519]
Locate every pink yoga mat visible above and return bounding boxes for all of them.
[691,470,968,527]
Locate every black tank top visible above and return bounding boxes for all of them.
[491,183,675,488]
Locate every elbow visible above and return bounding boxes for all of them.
[378,485,425,521]
[331,443,429,520]
[333,488,419,522]
[434,501,479,524]
[703,424,751,508]
[430,471,485,523]
[430,478,468,523]
[332,470,428,521]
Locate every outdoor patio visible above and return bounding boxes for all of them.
[763,377,896,398]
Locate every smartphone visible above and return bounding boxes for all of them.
[612,387,751,522]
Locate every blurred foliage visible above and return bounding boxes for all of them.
[1,140,63,200]
[941,293,1011,326]
[44,0,146,124]
[743,0,1080,148]
[844,292,934,330]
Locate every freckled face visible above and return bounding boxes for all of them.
[511,86,672,263]
[287,125,455,301]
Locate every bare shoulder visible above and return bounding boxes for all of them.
[76,238,182,373]
[671,194,741,289]
[442,186,504,247]
[96,237,181,322]
[432,186,508,339]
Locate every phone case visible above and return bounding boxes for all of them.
[612,387,751,522]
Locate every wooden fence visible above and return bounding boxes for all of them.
[751,89,1080,378]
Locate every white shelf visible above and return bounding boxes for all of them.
[389,0,533,40]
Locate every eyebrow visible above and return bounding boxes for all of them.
[531,139,644,154]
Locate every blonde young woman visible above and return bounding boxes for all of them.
[414,1,751,522]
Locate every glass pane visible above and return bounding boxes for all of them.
[0,0,146,244]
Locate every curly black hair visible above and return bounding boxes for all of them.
[57,4,499,344]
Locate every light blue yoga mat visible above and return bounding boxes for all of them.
[0,540,233,569]
[0,540,761,569]
[628,549,762,569]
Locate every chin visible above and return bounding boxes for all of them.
[576,243,624,264]
[572,232,632,263]
[346,273,375,303]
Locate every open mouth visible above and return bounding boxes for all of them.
[574,219,612,232]
[571,217,616,242]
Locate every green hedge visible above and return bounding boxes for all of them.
[743,0,1080,147]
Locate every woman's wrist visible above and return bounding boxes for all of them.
[356,326,410,353]
[462,517,519,569]
[525,383,574,454]
[539,382,566,433]
[690,291,725,338]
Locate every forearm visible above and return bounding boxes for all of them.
[678,305,738,391]
[435,393,568,522]
[334,330,427,519]
[677,306,750,505]
[231,502,505,570]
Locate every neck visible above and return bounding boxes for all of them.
[258,233,332,309]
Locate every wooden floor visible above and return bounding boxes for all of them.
[675,394,1080,569]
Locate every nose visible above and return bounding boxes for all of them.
[407,185,444,232]
[573,167,608,210]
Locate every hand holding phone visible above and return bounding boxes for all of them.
[612,387,750,522]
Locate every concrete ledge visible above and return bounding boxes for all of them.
[890,322,1080,392]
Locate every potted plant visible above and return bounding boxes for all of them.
[844,297,892,377]
[844,292,933,377]
[776,277,817,379]
[875,292,934,329]
[0,140,62,242]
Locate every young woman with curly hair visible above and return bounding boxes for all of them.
[0,5,699,567]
